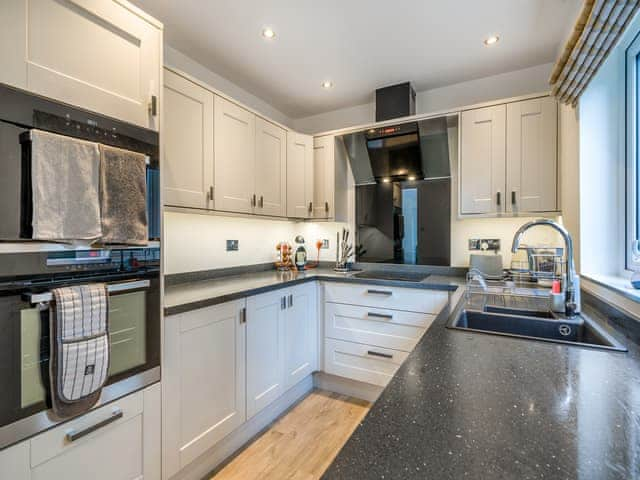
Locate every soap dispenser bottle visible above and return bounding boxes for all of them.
[294,235,307,271]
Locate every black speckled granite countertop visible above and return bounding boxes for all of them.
[323,286,640,480]
[163,268,458,316]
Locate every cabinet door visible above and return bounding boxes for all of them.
[214,95,256,213]
[0,0,26,89]
[284,283,317,389]
[460,105,506,214]
[163,69,214,209]
[312,136,335,219]
[163,301,246,478]
[23,0,161,130]
[287,132,314,218]
[0,442,30,480]
[255,117,287,216]
[506,97,558,213]
[246,290,286,419]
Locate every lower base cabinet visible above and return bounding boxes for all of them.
[0,384,161,480]
[163,300,246,478]
[163,284,318,478]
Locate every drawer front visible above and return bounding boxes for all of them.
[324,283,448,314]
[325,303,432,352]
[324,338,408,387]
[30,390,143,468]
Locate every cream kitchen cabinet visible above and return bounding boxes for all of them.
[0,0,162,130]
[287,132,314,218]
[0,385,161,480]
[506,96,558,213]
[163,69,214,209]
[214,95,256,214]
[246,290,286,419]
[163,301,246,478]
[459,104,506,215]
[312,136,336,219]
[255,117,287,216]
[283,283,318,389]
[459,96,558,216]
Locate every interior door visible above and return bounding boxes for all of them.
[312,136,334,218]
[255,117,287,216]
[287,132,313,218]
[460,105,506,214]
[23,0,161,130]
[283,283,317,389]
[506,97,558,213]
[163,301,246,477]
[246,290,285,419]
[163,69,214,209]
[214,95,256,214]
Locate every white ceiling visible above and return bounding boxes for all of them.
[132,0,582,119]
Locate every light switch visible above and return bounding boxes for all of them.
[226,240,239,251]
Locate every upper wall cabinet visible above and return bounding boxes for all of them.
[214,95,257,214]
[506,97,558,213]
[459,96,558,216]
[255,117,287,217]
[460,105,506,215]
[0,0,162,130]
[163,69,214,209]
[287,132,314,218]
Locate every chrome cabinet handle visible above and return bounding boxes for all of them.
[511,191,516,205]
[281,296,286,310]
[148,95,158,117]
[259,195,264,208]
[366,289,393,296]
[496,191,501,206]
[252,194,257,207]
[240,307,246,324]
[367,312,393,319]
[206,185,214,201]
[367,350,393,359]
[66,409,123,442]
[325,201,329,213]
[308,202,313,213]
[288,294,293,308]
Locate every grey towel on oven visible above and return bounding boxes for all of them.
[30,130,102,241]
[49,284,110,418]
[99,144,148,245]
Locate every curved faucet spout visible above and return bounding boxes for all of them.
[510,219,578,315]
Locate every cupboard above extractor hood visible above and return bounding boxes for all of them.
[339,115,456,185]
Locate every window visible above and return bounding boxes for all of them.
[626,33,640,271]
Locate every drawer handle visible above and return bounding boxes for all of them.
[367,350,393,359]
[65,409,123,443]
[366,289,393,296]
[367,312,393,319]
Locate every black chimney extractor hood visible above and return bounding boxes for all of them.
[375,82,416,122]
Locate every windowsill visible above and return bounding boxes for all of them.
[581,272,640,320]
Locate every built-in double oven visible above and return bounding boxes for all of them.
[0,83,161,449]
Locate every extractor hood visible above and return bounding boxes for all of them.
[339,115,455,185]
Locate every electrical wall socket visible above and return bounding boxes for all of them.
[468,238,500,252]
[322,239,330,249]
[226,240,239,251]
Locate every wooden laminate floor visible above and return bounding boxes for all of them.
[210,389,371,480]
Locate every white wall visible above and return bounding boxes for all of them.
[164,211,346,274]
[164,46,293,127]
[293,63,554,134]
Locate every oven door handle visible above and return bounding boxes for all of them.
[24,279,151,304]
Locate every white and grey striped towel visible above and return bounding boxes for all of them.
[50,284,110,416]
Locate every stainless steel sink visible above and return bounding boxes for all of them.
[449,307,627,352]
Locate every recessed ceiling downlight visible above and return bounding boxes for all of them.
[484,35,500,46]
[262,28,276,39]
[321,81,334,89]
